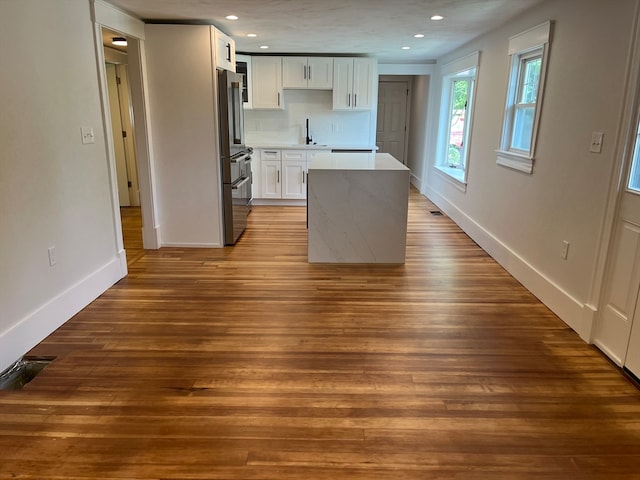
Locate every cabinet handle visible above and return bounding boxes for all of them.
[277,170,280,183]
[347,93,351,107]
[354,94,357,108]
[226,43,231,62]
[277,92,280,106]
[308,65,311,80]
[303,171,306,184]
[303,65,307,80]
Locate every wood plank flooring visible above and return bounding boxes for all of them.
[2,190,640,479]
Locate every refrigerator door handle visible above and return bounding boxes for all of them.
[232,176,250,190]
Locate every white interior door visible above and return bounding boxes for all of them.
[115,65,140,206]
[376,81,408,164]
[106,63,131,207]
[594,125,640,377]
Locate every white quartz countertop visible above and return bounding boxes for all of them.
[309,152,409,171]
[249,144,377,151]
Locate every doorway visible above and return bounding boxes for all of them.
[376,78,410,164]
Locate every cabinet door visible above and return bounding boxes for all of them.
[213,28,236,72]
[261,160,281,198]
[282,57,308,89]
[352,58,376,110]
[332,58,353,110]
[307,57,333,90]
[252,57,283,109]
[282,160,307,199]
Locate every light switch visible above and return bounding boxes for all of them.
[81,127,95,145]
[590,131,604,153]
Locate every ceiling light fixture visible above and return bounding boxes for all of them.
[430,14,444,20]
[247,33,257,37]
[402,46,411,50]
[111,37,127,46]
[260,45,269,49]
[225,15,238,20]
[414,34,425,38]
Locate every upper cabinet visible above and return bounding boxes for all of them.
[282,57,333,89]
[332,58,376,111]
[213,27,236,72]
[252,56,283,109]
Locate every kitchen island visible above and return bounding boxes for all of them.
[307,152,410,263]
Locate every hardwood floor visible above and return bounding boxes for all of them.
[2,190,640,479]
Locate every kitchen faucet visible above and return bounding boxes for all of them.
[305,118,312,145]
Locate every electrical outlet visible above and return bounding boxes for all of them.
[48,246,56,266]
[561,240,570,260]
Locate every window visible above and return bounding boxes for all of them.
[629,120,640,192]
[497,22,552,173]
[436,52,479,186]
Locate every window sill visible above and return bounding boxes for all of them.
[434,165,467,192]
[496,150,533,174]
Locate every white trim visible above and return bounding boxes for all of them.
[378,64,435,75]
[441,51,480,77]
[433,165,467,192]
[508,21,551,55]
[0,259,123,372]
[92,0,145,39]
[424,184,594,341]
[496,149,534,173]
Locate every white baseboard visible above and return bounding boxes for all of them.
[160,242,223,248]
[410,173,423,192]
[424,185,595,341]
[0,258,124,372]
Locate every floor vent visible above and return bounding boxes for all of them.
[0,356,55,391]
[430,210,444,216]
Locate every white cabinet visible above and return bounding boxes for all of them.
[282,150,307,199]
[257,149,326,200]
[213,28,236,72]
[260,149,282,198]
[252,56,283,109]
[282,57,333,89]
[333,57,376,111]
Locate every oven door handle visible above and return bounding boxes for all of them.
[232,176,250,190]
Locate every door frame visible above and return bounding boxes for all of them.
[91,0,160,258]
[378,75,412,165]
[591,5,640,352]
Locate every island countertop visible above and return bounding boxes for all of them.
[309,152,410,171]
[307,152,410,264]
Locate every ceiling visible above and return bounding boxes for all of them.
[104,0,544,63]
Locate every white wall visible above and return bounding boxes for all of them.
[144,25,223,247]
[245,89,375,147]
[423,0,638,339]
[407,75,430,189]
[0,0,124,371]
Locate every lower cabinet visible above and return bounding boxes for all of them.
[254,149,329,201]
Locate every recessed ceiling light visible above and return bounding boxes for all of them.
[431,14,444,20]
[402,46,411,50]
[225,15,238,20]
[260,45,269,49]
[414,34,425,38]
[247,33,257,37]
[111,37,127,46]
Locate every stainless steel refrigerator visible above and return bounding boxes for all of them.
[218,69,252,245]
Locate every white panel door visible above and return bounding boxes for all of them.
[595,132,640,377]
[376,81,408,164]
[352,58,375,110]
[307,57,333,89]
[282,57,307,89]
[252,57,282,109]
[332,58,353,110]
[106,64,130,207]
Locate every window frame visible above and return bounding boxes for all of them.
[496,21,552,174]
[435,51,480,188]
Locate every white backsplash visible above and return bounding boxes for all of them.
[244,90,373,147]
